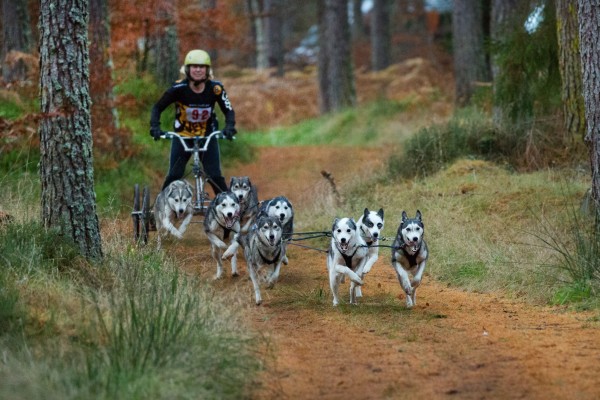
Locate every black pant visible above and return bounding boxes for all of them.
[161,136,228,194]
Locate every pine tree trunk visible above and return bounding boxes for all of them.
[453,0,488,106]
[371,0,391,71]
[578,0,600,208]
[265,0,284,76]
[319,0,355,113]
[490,0,521,125]
[39,0,103,260]
[89,0,121,152]
[1,0,32,82]
[152,3,179,86]
[556,0,586,140]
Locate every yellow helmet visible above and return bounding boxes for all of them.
[184,49,211,66]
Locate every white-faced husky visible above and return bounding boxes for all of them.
[153,179,194,250]
[326,217,368,306]
[241,213,286,306]
[260,196,294,264]
[355,208,384,297]
[203,191,241,280]
[391,210,429,308]
[229,176,259,234]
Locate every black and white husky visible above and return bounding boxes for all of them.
[241,213,287,305]
[153,179,194,250]
[259,196,294,264]
[203,191,241,280]
[355,207,384,297]
[326,217,368,306]
[391,210,429,308]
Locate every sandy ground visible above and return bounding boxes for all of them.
[166,146,600,400]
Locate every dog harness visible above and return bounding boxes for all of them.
[336,245,358,269]
[258,247,282,265]
[393,242,421,268]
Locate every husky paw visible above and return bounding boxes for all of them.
[355,287,363,298]
[266,279,277,289]
[231,271,240,278]
[350,276,363,286]
[282,255,289,265]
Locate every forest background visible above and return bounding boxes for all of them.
[1,1,600,399]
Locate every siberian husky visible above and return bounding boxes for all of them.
[153,179,194,250]
[221,176,260,260]
[229,176,259,234]
[326,217,368,306]
[391,210,429,308]
[241,213,287,305]
[355,207,384,297]
[203,191,241,280]
[259,196,294,264]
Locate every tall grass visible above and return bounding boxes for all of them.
[529,203,600,305]
[0,216,261,399]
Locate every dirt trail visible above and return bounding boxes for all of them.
[176,146,600,400]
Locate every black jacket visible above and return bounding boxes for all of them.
[150,79,235,137]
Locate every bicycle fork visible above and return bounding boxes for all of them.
[192,152,206,213]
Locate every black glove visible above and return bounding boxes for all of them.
[150,127,163,141]
[222,126,237,141]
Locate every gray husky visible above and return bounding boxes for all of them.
[326,217,368,306]
[203,191,241,280]
[221,176,260,260]
[229,176,260,234]
[259,196,294,264]
[241,213,287,305]
[153,180,194,249]
[391,210,429,308]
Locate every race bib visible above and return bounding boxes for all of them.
[184,105,211,123]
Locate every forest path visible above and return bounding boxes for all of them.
[172,146,600,400]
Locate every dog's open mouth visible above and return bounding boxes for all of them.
[224,216,236,228]
[408,241,420,252]
[339,242,349,252]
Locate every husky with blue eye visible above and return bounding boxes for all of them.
[391,210,429,308]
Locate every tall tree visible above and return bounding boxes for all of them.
[265,0,284,76]
[371,0,392,71]
[578,0,600,209]
[351,0,365,40]
[1,0,32,82]
[152,2,179,85]
[39,0,103,260]
[89,0,120,151]
[452,0,488,106]
[318,0,356,113]
[490,0,522,124]
[247,0,268,70]
[556,0,586,140]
